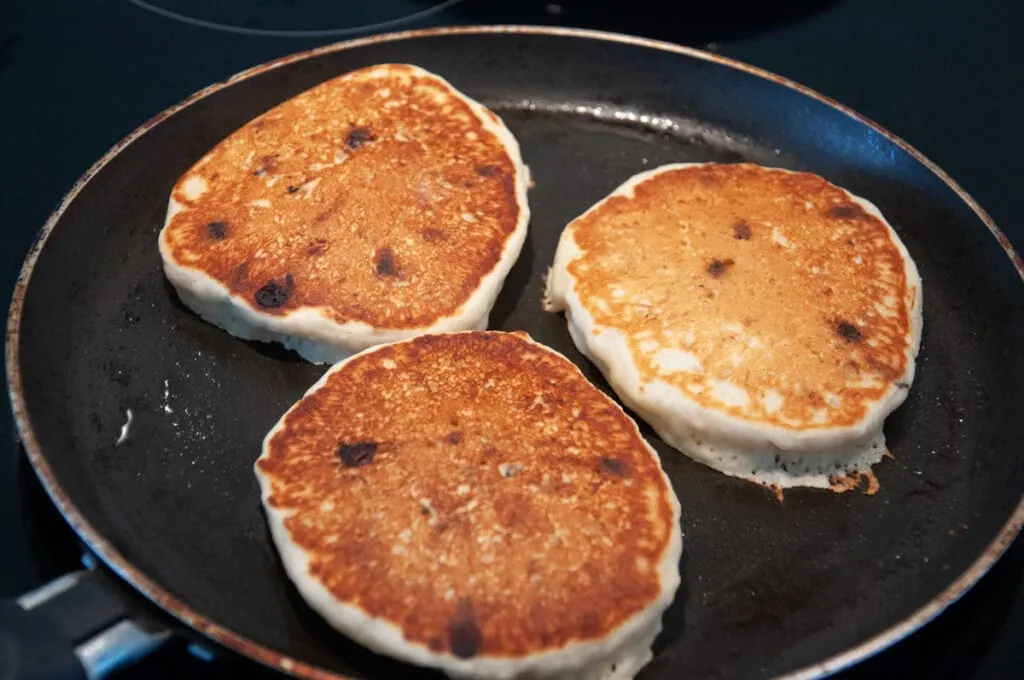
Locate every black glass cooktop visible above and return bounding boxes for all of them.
[2,0,1023,678]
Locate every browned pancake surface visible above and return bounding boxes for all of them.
[566,163,917,430]
[162,65,521,328]
[258,332,677,658]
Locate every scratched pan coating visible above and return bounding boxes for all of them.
[7,26,1024,680]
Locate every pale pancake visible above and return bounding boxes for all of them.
[255,331,682,679]
[545,163,923,489]
[160,64,529,364]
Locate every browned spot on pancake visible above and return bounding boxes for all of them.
[230,262,249,287]
[866,356,901,381]
[706,258,735,278]
[698,167,720,185]
[826,203,868,220]
[346,127,374,149]
[836,320,862,343]
[338,441,377,467]
[255,154,278,176]
[162,65,522,331]
[306,239,328,256]
[733,221,752,240]
[374,248,399,278]
[421,228,446,243]
[257,332,676,657]
[254,274,293,309]
[563,163,916,431]
[449,598,482,658]
[206,221,228,240]
[428,637,444,652]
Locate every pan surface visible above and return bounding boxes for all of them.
[7,26,1024,680]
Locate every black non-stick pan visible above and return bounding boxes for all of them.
[5,26,1024,680]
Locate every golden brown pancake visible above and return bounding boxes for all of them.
[255,331,682,678]
[160,64,529,363]
[546,163,922,489]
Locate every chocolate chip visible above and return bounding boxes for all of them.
[895,381,910,389]
[449,599,482,659]
[338,441,378,467]
[733,221,752,240]
[346,127,374,149]
[375,247,398,277]
[599,457,625,476]
[287,185,298,194]
[206,221,228,240]
[447,431,463,445]
[475,165,500,177]
[706,258,735,278]
[254,274,294,309]
[836,321,863,343]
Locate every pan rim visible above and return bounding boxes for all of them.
[5,24,1024,680]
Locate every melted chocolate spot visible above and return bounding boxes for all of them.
[447,431,463,445]
[706,258,735,278]
[475,165,501,177]
[254,275,294,309]
[206,221,228,240]
[338,441,378,467]
[375,248,398,277]
[836,321,863,343]
[346,127,374,149]
[733,221,752,240]
[286,185,298,194]
[895,381,910,390]
[449,599,482,659]
[600,457,626,476]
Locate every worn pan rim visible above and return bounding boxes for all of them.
[5,24,1024,680]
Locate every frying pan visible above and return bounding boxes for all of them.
[4,25,1024,680]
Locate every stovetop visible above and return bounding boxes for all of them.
[3,0,1023,677]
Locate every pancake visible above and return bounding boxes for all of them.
[255,331,682,679]
[545,163,923,490]
[159,64,529,364]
